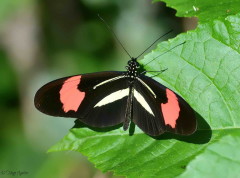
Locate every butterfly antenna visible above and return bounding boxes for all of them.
[143,41,186,66]
[136,29,173,59]
[98,14,132,59]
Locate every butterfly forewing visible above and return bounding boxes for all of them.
[35,71,128,127]
[132,80,165,136]
[77,75,129,127]
[137,75,197,135]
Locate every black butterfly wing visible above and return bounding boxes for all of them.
[76,74,130,127]
[132,80,165,136]
[134,75,197,135]
[34,71,129,127]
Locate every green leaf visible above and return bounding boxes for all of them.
[143,13,240,130]
[154,0,240,23]
[178,130,240,178]
[47,0,240,175]
[49,129,237,178]
[49,12,240,177]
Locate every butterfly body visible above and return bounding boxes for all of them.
[35,57,196,136]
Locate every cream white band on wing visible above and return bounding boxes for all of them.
[133,89,155,116]
[93,76,125,89]
[94,88,129,107]
[136,78,156,98]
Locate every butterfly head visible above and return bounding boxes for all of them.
[126,57,141,78]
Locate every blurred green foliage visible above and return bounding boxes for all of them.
[0,0,185,177]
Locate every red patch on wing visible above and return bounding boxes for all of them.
[59,76,85,113]
[161,89,180,128]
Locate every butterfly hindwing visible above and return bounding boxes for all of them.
[34,71,128,127]
[137,75,197,135]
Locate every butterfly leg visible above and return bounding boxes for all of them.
[141,68,168,78]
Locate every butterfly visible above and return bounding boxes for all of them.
[34,55,196,136]
[34,18,196,136]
